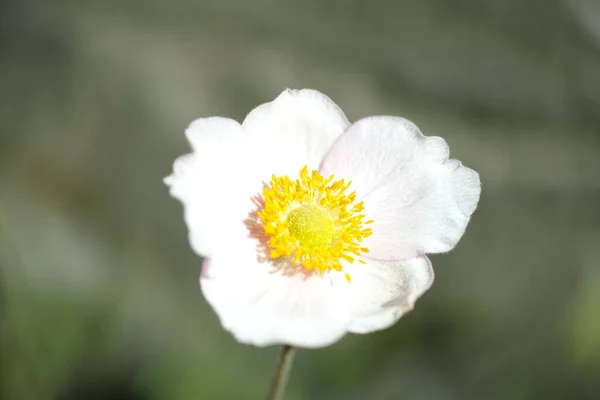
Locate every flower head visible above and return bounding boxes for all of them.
[164,89,480,348]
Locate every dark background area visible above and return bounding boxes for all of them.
[1,0,599,399]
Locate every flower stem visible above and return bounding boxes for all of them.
[266,345,296,400]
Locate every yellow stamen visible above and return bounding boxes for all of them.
[257,166,373,275]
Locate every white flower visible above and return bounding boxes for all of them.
[164,89,481,348]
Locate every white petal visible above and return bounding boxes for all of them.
[333,256,434,334]
[165,90,350,258]
[242,89,350,179]
[200,251,350,348]
[184,117,242,150]
[164,117,261,257]
[320,116,481,260]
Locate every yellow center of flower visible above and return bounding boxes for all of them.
[287,204,335,249]
[258,166,373,278]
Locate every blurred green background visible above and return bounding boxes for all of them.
[2,0,600,399]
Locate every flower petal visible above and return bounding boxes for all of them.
[320,116,481,260]
[164,117,261,257]
[166,90,351,258]
[333,256,434,334]
[200,251,351,348]
[242,89,350,178]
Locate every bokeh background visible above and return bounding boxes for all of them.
[2,0,600,399]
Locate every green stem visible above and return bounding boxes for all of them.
[266,345,296,400]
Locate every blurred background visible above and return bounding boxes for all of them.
[1,0,600,399]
